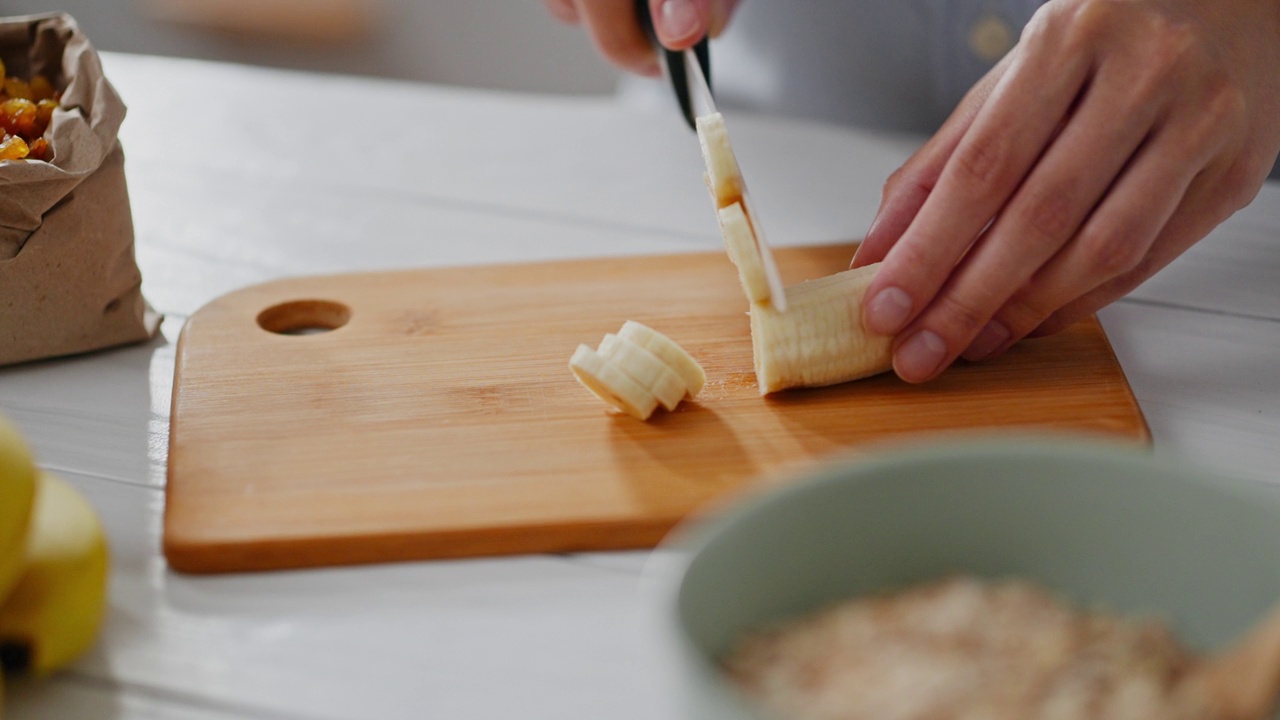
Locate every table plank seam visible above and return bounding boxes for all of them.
[55,670,326,720]
[1118,295,1280,324]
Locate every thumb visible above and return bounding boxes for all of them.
[649,0,713,48]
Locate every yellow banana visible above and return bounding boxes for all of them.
[0,415,37,605]
[0,471,109,677]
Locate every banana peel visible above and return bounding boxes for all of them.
[0,416,37,603]
[0,471,109,677]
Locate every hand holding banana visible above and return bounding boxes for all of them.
[852,0,1280,382]
[0,415,109,715]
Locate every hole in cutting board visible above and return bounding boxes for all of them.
[257,300,351,335]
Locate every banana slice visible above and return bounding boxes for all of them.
[598,334,687,411]
[569,344,660,421]
[717,202,772,305]
[696,112,743,209]
[616,321,706,397]
[750,264,893,395]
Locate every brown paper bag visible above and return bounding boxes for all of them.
[0,12,161,366]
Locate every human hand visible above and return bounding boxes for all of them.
[852,0,1280,383]
[543,0,739,76]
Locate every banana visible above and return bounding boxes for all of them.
[0,415,37,605]
[598,333,687,411]
[570,344,661,421]
[569,322,707,420]
[696,111,894,394]
[750,265,893,394]
[616,321,706,397]
[718,202,772,305]
[696,112,743,209]
[0,471,109,678]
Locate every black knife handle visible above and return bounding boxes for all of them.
[635,0,711,131]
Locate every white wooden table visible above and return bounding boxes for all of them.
[2,53,1279,719]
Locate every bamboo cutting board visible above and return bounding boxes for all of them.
[165,243,1149,573]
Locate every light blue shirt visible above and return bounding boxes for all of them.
[621,0,1046,134]
[619,1,1279,178]
[712,0,1044,132]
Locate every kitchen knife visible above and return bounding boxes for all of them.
[683,49,788,311]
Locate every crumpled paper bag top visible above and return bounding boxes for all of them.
[0,12,126,258]
[0,12,161,366]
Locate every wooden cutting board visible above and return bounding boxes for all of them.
[165,243,1149,573]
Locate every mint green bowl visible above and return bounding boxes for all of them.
[656,436,1280,719]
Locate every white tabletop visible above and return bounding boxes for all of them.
[2,52,1279,719]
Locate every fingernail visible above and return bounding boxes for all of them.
[894,330,948,382]
[864,208,884,242]
[865,286,914,335]
[660,0,700,41]
[962,320,1010,361]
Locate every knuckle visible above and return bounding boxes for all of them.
[1203,79,1248,128]
[881,166,908,196]
[952,133,1010,188]
[883,166,933,205]
[935,292,992,337]
[889,240,935,276]
[1078,226,1144,277]
[1022,187,1081,244]
[1000,286,1058,337]
[1057,0,1119,50]
[1215,161,1265,213]
[1141,16,1198,70]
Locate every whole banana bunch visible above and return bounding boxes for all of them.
[0,415,109,715]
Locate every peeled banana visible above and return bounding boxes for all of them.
[697,112,893,394]
[569,321,705,421]
[0,471,109,677]
[0,416,37,604]
[750,266,893,394]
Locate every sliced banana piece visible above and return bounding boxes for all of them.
[696,112,742,209]
[569,344,660,421]
[598,334,687,411]
[750,264,893,395]
[717,202,771,305]
[616,321,706,397]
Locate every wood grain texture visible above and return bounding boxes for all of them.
[165,243,1149,573]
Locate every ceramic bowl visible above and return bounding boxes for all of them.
[653,435,1280,719]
